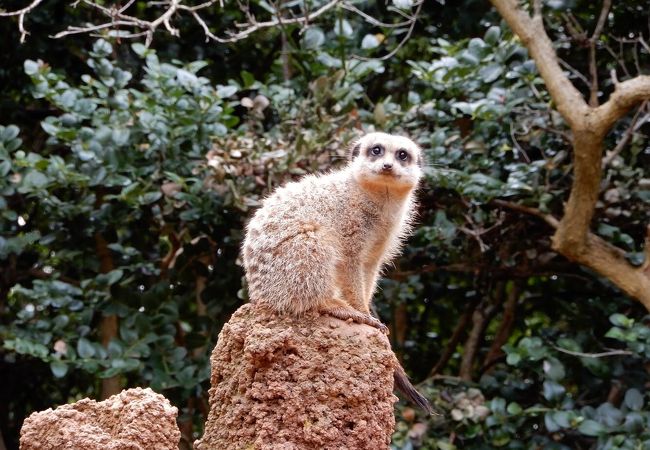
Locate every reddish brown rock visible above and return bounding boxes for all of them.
[194,303,397,450]
[20,387,180,450]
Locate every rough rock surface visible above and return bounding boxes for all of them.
[194,303,397,450]
[20,387,180,450]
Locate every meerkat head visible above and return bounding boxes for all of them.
[348,132,423,193]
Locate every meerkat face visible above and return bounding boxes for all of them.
[348,132,423,192]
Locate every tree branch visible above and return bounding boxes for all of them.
[602,100,648,168]
[491,0,650,310]
[0,0,45,42]
[594,75,650,131]
[553,346,632,358]
[588,0,611,106]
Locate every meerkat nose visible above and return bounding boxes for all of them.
[382,163,393,171]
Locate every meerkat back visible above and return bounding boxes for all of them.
[242,173,345,316]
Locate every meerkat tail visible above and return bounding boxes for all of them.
[393,363,436,415]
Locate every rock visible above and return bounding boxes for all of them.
[20,387,180,450]
[194,303,397,450]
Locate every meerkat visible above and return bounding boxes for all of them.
[242,131,432,413]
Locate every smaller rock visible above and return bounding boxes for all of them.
[20,387,180,450]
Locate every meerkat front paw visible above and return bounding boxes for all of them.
[322,307,389,335]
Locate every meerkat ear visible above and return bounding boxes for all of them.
[348,141,361,160]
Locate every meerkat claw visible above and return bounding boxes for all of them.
[322,307,389,335]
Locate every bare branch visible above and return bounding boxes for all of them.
[491,199,560,228]
[590,0,611,41]
[188,0,342,43]
[351,0,423,62]
[588,0,611,106]
[557,58,591,89]
[0,0,45,42]
[553,347,632,358]
[602,100,649,168]
[340,2,411,28]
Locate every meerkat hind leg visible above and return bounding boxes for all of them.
[319,298,389,334]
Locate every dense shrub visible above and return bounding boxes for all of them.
[1,1,649,448]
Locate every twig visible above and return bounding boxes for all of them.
[491,199,560,228]
[187,0,342,43]
[352,0,423,62]
[602,100,648,168]
[558,58,591,89]
[587,0,612,106]
[553,346,632,358]
[340,2,411,28]
[0,0,45,42]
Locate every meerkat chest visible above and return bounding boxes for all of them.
[338,196,409,262]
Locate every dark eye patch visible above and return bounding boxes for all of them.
[396,149,409,161]
[368,144,384,157]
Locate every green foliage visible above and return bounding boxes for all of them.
[1,1,649,449]
[393,312,650,449]
[1,40,247,418]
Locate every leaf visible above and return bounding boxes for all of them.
[303,27,325,49]
[393,0,414,8]
[506,402,522,415]
[41,121,59,136]
[24,60,40,75]
[478,64,503,83]
[110,128,131,146]
[240,70,255,88]
[543,357,566,381]
[93,39,112,56]
[23,170,48,188]
[623,388,644,411]
[361,34,380,49]
[140,191,162,204]
[506,352,521,366]
[578,419,605,436]
[551,411,571,428]
[1,125,20,141]
[542,380,566,401]
[50,360,69,378]
[484,26,501,45]
[609,313,633,328]
[77,338,95,358]
[544,412,560,432]
[104,269,124,286]
[131,43,148,57]
[217,85,238,98]
[333,19,353,38]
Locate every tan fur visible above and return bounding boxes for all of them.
[242,132,422,330]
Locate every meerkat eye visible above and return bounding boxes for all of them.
[397,150,409,161]
[370,145,384,156]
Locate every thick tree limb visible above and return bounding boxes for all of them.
[490,0,650,310]
[593,76,650,130]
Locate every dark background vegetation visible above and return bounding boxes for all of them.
[1,0,649,449]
